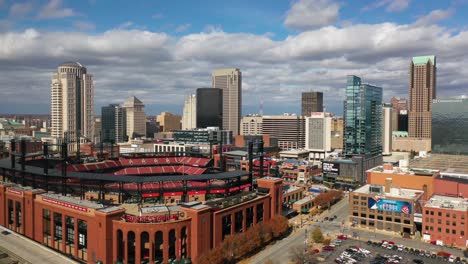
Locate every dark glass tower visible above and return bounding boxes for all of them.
[343,75,383,157]
[432,98,468,154]
[101,104,127,143]
[196,88,223,129]
[301,91,323,116]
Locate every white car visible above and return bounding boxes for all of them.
[387,244,394,249]
[448,256,455,263]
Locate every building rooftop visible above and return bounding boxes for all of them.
[424,195,468,212]
[412,55,436,65]
[294,195,316,205]
[367,165,439,177]
[354,184,423,200]
[224,150,248,157]
[41,193,120,211]
[409,154,468,174]
[205,191,264,210]
[283,185,302,194]
[59,61,84,68]
[279,149,310,155]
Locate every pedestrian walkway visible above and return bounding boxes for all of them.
[0,225,78,264]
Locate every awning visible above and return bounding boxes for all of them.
[289,199,296,203]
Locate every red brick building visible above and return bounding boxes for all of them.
[422,195,468,247]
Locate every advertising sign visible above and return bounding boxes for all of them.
[322,162,340,175]
[368,197,411,214]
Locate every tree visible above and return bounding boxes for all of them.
[311,227,323,243]
[289,247,319,264]
[322,238,331,246]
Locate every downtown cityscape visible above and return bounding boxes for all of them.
[0,1,468,264]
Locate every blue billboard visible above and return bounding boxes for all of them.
[368,197,412,214]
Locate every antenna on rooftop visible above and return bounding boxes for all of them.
[259,98,264,115]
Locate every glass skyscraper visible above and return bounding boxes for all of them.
[344,75,383,157]
[432,98,468,154]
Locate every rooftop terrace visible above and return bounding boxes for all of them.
[409,154,468,174]
[424,195,468,212]
[354,184,423,200]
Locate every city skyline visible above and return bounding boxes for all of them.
[0,0,468,116]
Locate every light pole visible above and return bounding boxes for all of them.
[304,228,308,263]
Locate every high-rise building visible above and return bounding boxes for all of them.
[382,104,394,155]
[344,75,383,157]
[301,92,323,116]
[390,97,407,111]
[305,113,331,160]
[101,104,127,143]
[240,115,263,135]
[397,110,408,132]
[330,117,344,150]
[212,68,242,135]
[409,56,436,139]
[51,62,94,141]
[196,88,223,129]
[262,114,305,150]
[156,112,182,132]
[182,95,196,130]
[432,98,468,155]
[122,96,146,139]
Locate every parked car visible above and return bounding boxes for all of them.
[337,235,348,240]
[323,245,335,251]
[413,259,424,264]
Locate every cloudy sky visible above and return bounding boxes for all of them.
[0,0,467,116]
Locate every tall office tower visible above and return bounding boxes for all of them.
[344,75,383,157]
[409,56,436,139]
[262,114,305,150]
[196,88,223,129]
[432,98,468,154]
[51,62,94,141]
[181,94,197,130]
[330,117,344,150]
[122,96,146,139]
[156,112,182,132]
[301,91,323,116]
[240,115,263,135]
[212,68,242,135]
[305,113,331,159]
[382,104,394,155]
[101,104,127,143]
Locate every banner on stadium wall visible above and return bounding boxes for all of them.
[368,197,411,214]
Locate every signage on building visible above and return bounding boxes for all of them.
[7,189,23,196]
[368,197,412,214]
[322,162,340,175]
[414,213,422,223]
[42,197,88,212]
[121,213,182,223]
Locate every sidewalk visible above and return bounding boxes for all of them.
[0,225,78,264]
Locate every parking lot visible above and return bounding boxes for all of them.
[321,238,466,264]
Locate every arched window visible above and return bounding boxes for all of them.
[117,230,124,262]
[180,227,188,259]
[140,232,149,263]
[127,231,136,264]
[154,231,163,263]
[168,229,176,261]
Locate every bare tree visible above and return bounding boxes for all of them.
[289,246,319,264]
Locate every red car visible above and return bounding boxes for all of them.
[323,246,335,251]
[313,249,320,254]
[337,235,348,240]
[389,241,395,245]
